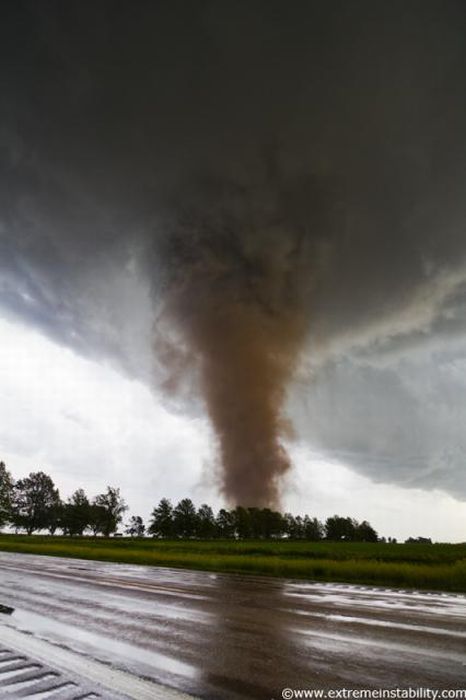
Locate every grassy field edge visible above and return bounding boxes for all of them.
[0,535,465,593]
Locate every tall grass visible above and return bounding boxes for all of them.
[0,535,465,592]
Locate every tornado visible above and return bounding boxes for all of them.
[1,1,465,508]
[152,171,334,507]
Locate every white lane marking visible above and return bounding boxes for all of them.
[326,612,466,637]
[0,663,41,680]
[23,681,77,699]
[0,656,26,666]
[292,626,466,664]
[286,607,466,638]
[0,624,197,700]
[0,673,57,692]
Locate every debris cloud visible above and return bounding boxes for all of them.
[152,173,334,506]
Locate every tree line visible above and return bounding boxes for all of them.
[0,462,380,541]
[0,463,127,536]
[146,498,379,541]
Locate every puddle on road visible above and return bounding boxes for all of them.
[283,582,466,618]
[6,607,199,686]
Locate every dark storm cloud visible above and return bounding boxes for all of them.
[292,340,466,498]
[1,0,466,502]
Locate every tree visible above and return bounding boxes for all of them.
[173,498,197,538]
[232,506,252,539]
[325,515,357,541]
[125,515,145,537]
[93,487,128,537]
[0,462,13,529]
[259,508,284,539]
[246,508,284,539]
[88,504,108,536]
[46,501,63,535]
[62,489,91,536]
[303,516,324,541]
[284,513,301,539]
[355,520,378,542]
[215,508,235,538]
[196,504,216,538]
[10,471,61,535]
[247,508,263,538]
[148,498,174,538]
[294,515,305,539]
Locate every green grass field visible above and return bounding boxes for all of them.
[0,535,465,592]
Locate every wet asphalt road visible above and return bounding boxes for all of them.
[0,552,465,699]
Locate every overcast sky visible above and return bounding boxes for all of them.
[1,1,466,540]
[2,313,465,542]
